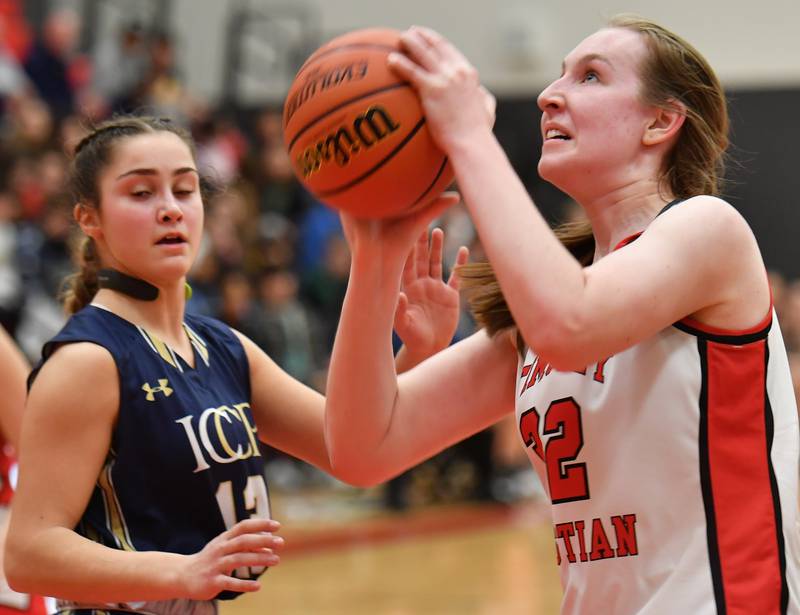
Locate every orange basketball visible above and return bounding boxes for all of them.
[282,28,454,219]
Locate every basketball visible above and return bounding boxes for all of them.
[282,28,454,219]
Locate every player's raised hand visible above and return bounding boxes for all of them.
[388,26,493,151]
[395,228,469,363]
[179,518,283,600]
[339,192,460,264]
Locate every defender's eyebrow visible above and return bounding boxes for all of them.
[115,167,199,181]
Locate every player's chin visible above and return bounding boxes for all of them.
[151,257,193,282]
[537,156,564,186]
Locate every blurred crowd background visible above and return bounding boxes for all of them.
[1,0,799,514]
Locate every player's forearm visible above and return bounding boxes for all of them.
[447,130,587,356]
[325,249,406,486]
[5,525,186,602]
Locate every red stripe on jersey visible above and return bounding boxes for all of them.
[705,339,785,613]
[682,308,773,338]
[612,232,643,252]
[0,597,48,615]
[0,441,15,507]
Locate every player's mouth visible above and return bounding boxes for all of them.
[544,128,572,141]
[156,232,187,245]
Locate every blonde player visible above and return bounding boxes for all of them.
[326,16,800,614]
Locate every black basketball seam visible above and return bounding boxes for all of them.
[295,43,398,76]
[287,82,410,152]
[316,117,426,197]
[409,156,450,209]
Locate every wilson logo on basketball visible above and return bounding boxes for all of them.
[297,105,401,178]
[284,61,369,123]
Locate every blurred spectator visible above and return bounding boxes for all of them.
[241,109,313,224]
[768,269,787,317]
[186,235,222,318]
[147,32,181,109]
[122,30,188,121]
[295,201,342,275]
[789,352,800,409]
[2,145,67,221]
[301,233,349,349]
[217,269,254,330]
[204,187,256,270]
[0,10,30,113]
[92,22,149,111]
[781,280,800,352]
[23,8,84,121]
[254,267,319,384]
[57,112,89,156]
[0,0,31,61]
[38,149,68,200]
[250,212,296,272]
[253,107,283,147]
[256,141,310,221]
[3,94,54,157]
[0,190,21,333]
[194,110,248,186]
[7,155,46,219]
[212,272,283,368]
[16,193,74,299]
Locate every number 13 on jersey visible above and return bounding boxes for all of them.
[216,474,271,576]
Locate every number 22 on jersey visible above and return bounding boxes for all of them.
[519,396,590,504]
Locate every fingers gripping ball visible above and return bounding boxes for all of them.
[283,28,454,219]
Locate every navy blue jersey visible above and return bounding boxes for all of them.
[31,306,270,600]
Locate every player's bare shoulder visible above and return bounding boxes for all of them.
[38,341,116,377]
[645,196,763,274]
[29,342,119,422]
[653,195,758,248]
[652,195,769,325]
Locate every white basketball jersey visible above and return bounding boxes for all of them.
[515,311,800,614]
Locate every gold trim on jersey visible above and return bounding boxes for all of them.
[137,326,183,372]
[183,323,210,367]
[97,458,136,552]
[81,520,101,544]
[135,326,181,372]
[136,324,211,370]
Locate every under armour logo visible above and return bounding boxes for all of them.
[142,379,173,401]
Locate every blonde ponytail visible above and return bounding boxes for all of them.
[458,217,595,354]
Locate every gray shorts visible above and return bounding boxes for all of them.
[55,598,218,615]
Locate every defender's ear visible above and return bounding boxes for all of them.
[74,203,102,240]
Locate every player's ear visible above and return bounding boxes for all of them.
[74,203,102,240]
[643,99,686,146]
